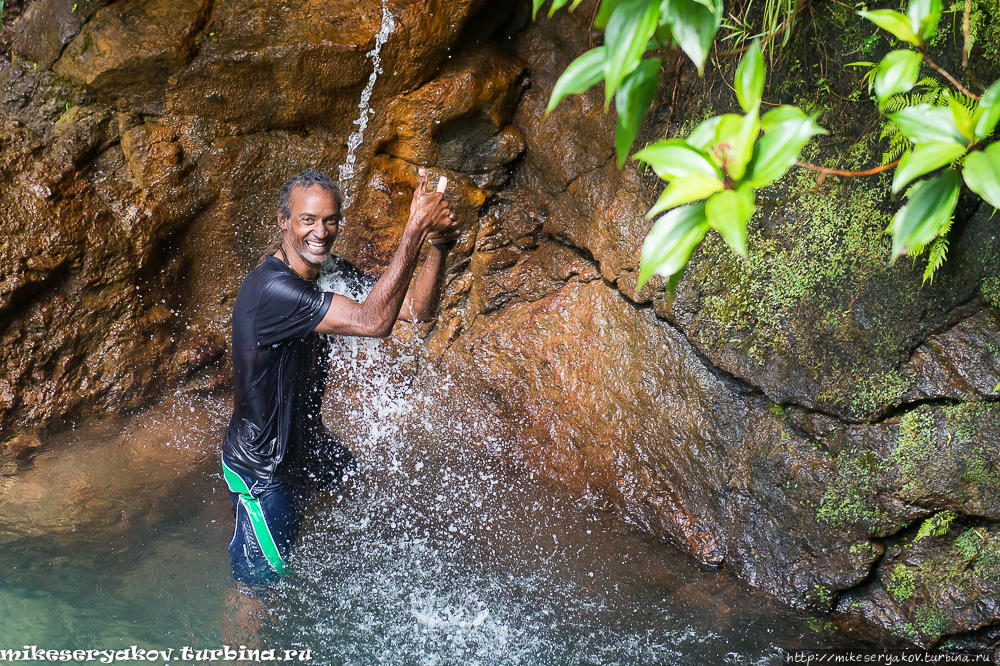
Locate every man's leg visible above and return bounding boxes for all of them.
[223,459,302,587]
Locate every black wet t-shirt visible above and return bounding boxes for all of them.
[222,256,334,485]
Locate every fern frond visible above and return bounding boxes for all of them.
[916,510,957,540]
[921,217,954,285]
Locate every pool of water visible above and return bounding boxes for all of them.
[0,326,872,665]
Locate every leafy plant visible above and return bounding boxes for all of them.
[535,0,1000,291]
[539,0,725,168]
[915,510,957,540]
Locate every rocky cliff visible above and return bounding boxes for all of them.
[0,0,997,650]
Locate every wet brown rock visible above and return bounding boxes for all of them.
[53,0,211,113]
[900,309,1000,401]
[2,429,43,459]
[377,44,527,170]
[431,279,874,606]
[0,396,220,545]
[12,0,105,69]
[835,521,1000,647]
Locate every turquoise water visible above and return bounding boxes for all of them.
[0,387,859,666]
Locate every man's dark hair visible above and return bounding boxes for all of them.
[277,168,341,219]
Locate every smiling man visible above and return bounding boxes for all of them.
[221,167,458,588]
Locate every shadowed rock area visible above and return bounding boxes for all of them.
[0,0,998,651]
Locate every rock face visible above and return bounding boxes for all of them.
[1,0,998,650]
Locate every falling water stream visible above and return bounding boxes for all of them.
[337,0,396,213]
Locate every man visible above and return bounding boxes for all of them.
[221,167,458,587]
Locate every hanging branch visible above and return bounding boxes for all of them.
[794,159,900,177]
[922,53,980,101]
[962,0,984,92]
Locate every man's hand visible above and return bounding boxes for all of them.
[409,168,460,242]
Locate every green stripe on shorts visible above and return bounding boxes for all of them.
[222,459,285,576]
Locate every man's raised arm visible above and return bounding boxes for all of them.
[314,169,456,337]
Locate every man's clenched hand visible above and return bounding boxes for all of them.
[408,168,460,242]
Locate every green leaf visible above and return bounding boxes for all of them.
[548,0,570,15]
[746,114,827,188]
[634,139,722,180]
[637,203,710,287]
[874,50,923,102]
[686,116,723,151]
[545,47,607,117]
[595,0,625,28]
[604,0,660,109]
[659,0,723,75]
[888,104,969,144]
[647,174,725,217]
[962,144,1000,209]
[948,95,976,141]
[735,40,764,114]
[615,59,661,168]
[857,9,920,46]
[908,0,941,42]
[710,113,756,178]
[705,185,756,258]
[533,0,546,19]
[891,168,960,258]
[571,0,587,8]
[892,141,967,192]
[760,105,806,132]
[975,77,1000,140]
[728,104,761,182]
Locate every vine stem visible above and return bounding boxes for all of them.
[795,159,900,177]
[922,53,980,101]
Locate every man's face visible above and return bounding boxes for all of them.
[279,184,340,267]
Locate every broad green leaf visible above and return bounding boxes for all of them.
[595,0,625,28]
[545,47,607,117]
[728,104,761,182]
[735,40,764,114]
[686,116,723,151]
[760,105,806,132]
[604,0,660,109]
[908,0,941,42]
[857,9,919,46]
[916,12,941,43]
[634,139,722,180]
[891,168,960,258]
[660,0,723,75]
[637,203,710,287]
[891,141,967,192]
[615,59,662,167]
[975,77,1000,139]
[874,50,922,102]
[948,95,976,140]
[647,174,725,217]
[548,0,570,16]
[533,0,546,19]
[962,144,1000,209]
[746,114,828,188]
[889,104,969,144]
[705,184,756,258]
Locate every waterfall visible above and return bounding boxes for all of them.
[338,0,396,212]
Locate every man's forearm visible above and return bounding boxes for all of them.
[352,224,428,337]
[400,245,448,322]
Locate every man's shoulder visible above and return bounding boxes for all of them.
[241,257,305,294]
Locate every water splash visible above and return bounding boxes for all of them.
[338,0,396,212]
